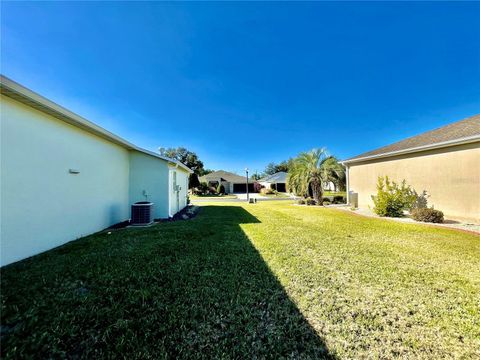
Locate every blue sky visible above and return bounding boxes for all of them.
[2,2,479,175]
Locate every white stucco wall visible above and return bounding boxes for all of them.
[1,95,130,266]
[168,167,189,217]
[129,151,170,219]
[178,169,189,210]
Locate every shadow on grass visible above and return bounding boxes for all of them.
[1,206,335,359]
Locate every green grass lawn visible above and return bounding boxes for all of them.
[323,191,346,197]
[1,202,479,359]
[262,192,291,198]
[190,194,237,199]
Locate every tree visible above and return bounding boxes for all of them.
[251,173,262,181]
[198,168,214,177]
[320,156,346,191]
[264,162,277,176]
[159,147,205,176]
[216,183,225,195]
[189,173,200,190]
[287,148,337,204]
[264,159,292,175]
[276,160,290,173]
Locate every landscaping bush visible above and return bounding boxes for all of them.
[297,199,305,205]
[372,176,417,217]
[253,182,262,193]
[413,190,429,209]
[306,198,316,206]
[196,182,209,195]
[260,188,275,195]
[323,200,331,206]
[333,195,346,204]
[216,184,225,195]
[411,208,444,223]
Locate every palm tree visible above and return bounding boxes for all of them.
[287,149,344,204]
[320,156,346,191]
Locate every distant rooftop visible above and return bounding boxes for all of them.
[344,114,480,163]
[199,170,250,183]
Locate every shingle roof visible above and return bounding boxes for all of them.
[199,170,250,183]
[344,114,480,163]
[259,172,287,183]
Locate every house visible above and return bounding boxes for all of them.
[199,170,253,193]
[0,75,192,266]
[323,181,336,192]
[343,115,480,223]
[258,172,287,192]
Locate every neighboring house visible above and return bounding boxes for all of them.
[323,181,336,192]
[258,172,287,192]
[199,170,253,193]
[343,115,480,223]
[0,76,192,266]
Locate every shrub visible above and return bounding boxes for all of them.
[333,195,346,204]
[196,182,209,195]
[372,176,417,217]
[297,199,305,205]
[411,208,444,223]
[216,183,225,195]
[413,190,429,209]
[253,182,262,193]
[323,200,331,206]
[306,198,316,206]
[260,188,275,195]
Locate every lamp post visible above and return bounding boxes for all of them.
[245,168,249,202]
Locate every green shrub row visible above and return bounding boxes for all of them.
[297,195,346,206]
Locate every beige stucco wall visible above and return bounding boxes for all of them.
[348,142,480,223]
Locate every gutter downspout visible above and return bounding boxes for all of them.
[345,164,350,205]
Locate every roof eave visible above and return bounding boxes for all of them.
[342,135,480,165]
[0,75,193,174]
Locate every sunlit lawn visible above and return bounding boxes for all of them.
[1,201,479,359]
[190,194,237,199]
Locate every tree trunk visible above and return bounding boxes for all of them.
[311,179,322,204]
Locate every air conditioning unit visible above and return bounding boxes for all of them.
[131,202,154,226]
